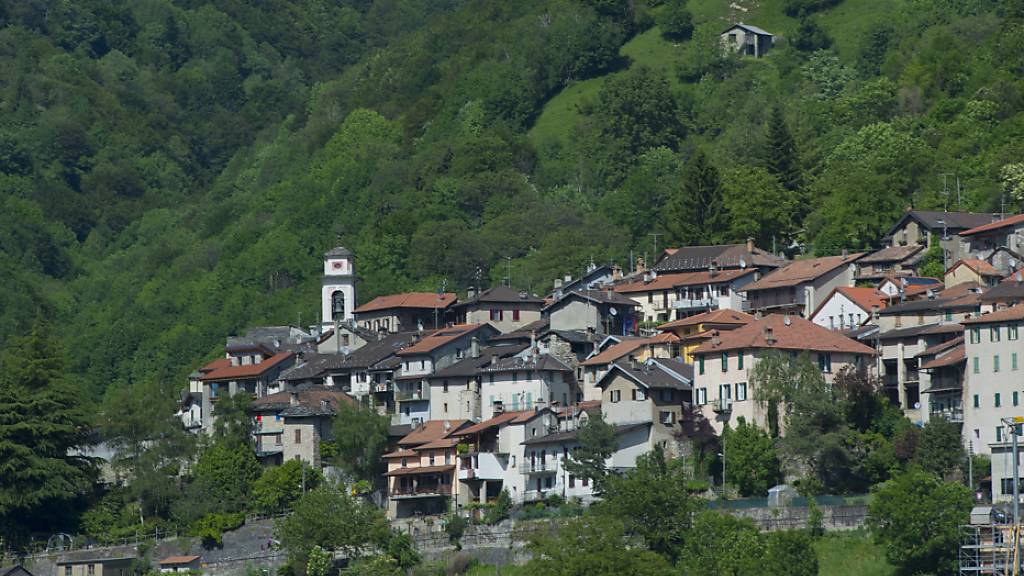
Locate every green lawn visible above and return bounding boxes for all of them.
[816,530,896,576]
[464,564,531,576]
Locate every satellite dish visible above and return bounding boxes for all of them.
[609,308,618,316]
[739,257,747,269]
[914,402,921,410]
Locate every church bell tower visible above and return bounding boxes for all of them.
[322,247,355,328]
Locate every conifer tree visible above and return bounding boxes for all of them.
[766,107,802,192]
[0,318,94,546]
[663,149,729,246]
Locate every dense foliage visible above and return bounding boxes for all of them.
[1,0,1021,544]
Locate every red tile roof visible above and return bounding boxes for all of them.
[961,305,1024,324]
[396,324,486,356]
[200,351,294,381]
[657,309,755,330]
[811,287,888,320]
[452,410,535,436]
[199,357,231,373]
[614,269,755,293]
[959,213,1024,237]
[691,314,876,355]
[920,344,965,370]
[917,335,964,358]
[382,448,418,459]
[159,557,201,565]
[947,258,1001,278]
[398,419,469,447]
[354,292,457,314]
[743,254,864,291]
[580,338,648,366]
[385,464,456,476]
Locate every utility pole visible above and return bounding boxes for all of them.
[1004,416,1022,573]
[940,173,953,212]
[649,233,663,261]
[505,257,512,288]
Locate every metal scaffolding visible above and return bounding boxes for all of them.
[960,523,1023,575]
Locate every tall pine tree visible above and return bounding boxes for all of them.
[0,318,94,546]
[663,149,729,246]
[766,107,802,192]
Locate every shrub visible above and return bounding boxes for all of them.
[190,512,245,549]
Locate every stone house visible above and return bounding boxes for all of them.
[250,387,355,466]
[720,23,774,57]
[543,289,640,335]
[884,209,993,265]
[383,419,470,518]
[596,357,693,457]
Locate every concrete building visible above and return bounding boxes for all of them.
[543,289,639,335]
[918,336,965,425]
[57,558,134,576]
[962,306,1024,456]
[613,268,756,324]
[426,341,527,421]
[199,348,295,435]
[883,209,993,267]
[656,309,755,363]
[742,254,863,317]
[452,286,545,333]
[810,286,888,331]
[478,353,578,420]
[945,259,1003,288]
[960,213,1024,270]
[690,315,875,435]
[383,419,470,518]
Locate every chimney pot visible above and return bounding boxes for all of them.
[746,237,755,253]
[290,390,299,407]
[471,336,480,359]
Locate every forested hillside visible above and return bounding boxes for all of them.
[2,0,1024,405]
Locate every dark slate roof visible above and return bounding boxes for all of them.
[877,323,964,340]
[858,245,924,264]
[489,318,551,342]
[481,353,574,373]
[250,386,354,417]
[325,246,353,257]
[454,286,544,307]
[600,358,693,391]
[430,343,529,378]
[521,422,650,445]
[653,243,783,273]
[543,289,638,311]
[884,210,994,238]
[981,277,1024,302]
[723,22,774,36]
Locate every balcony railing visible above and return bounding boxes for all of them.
[391,484,452,498]
[523,490,550,503]
[672,298,714,311]
[518,461,555,474]
[395,389,430,402]
[930,407,964,423]
[373,382,392,393]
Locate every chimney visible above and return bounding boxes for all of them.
[709,260,718,278]
[636,256,646,275]
[711,330,721,347]
[606,288,613,301]
[783,314,792,326]
[471,336,480,359]
[629,354,639,369]
[554,278,563,290]
[564,274,572,284]
[490,353,499,366]
[754,310,763,320]
[586,326,595,342]
[994,213,1003,223]
[841,249,849,260]
[746,237,755,253]
[763,326,776,345]
[467,287,477,300]
[530,330,538,352]
[612,264,622,281]
[290,390,299,407]
[871,305,880,321]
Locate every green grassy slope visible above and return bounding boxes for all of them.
[529,0,905,147]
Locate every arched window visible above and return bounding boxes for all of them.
[332,290,346,319]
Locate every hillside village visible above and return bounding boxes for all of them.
[175,208,1024,520]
